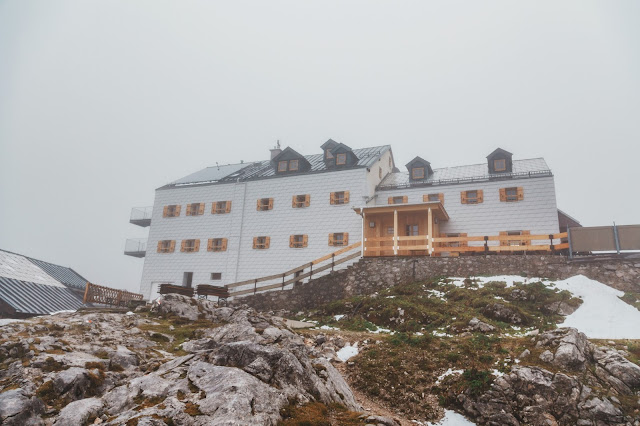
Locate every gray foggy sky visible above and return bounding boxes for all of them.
[1,1,639,293]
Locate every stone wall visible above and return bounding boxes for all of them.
[230,255,640,312]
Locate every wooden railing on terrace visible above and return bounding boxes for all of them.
[364,232,569,256]
[83,282,144,306]
[225,242,362,297]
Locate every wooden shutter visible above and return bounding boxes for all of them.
[328,233,335,246]
[517,187,524,201]
[423,195,429,203]
[198,203,205,215]
[222,238,228,251]
[252,237,258,249]
[265,237,270,248]
[388,197,394,205]
[256,199,261,210]
[305,194,310,207]
[163,206,169,218]
[194,240,200,252]
[344,191,350,203]
[211,203,216,214]
[186,204,192,216]
[521,230,530,246]
[477,190,484,204]
[302,235,308,247]
[157,241,164,253]
[169,241,175,252]
[402,196,408,203]
[460,192,467,204]
[330,192,336,205]
[268,199,274,210]
[499,188,507,202]
[207,239,213,251]
[499,231,508,247]
[343,233,349,245]
[292,196,297,208]
[289,235,295,247]
[175,205,181,216]
[180,240,186,252]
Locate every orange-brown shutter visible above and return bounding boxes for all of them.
[388,197,394,205]
[292,196,297,208]
[163,206,169,218]
[344,233,349,245]
[328,233,335,246]
[186,204,192,216]
[180,240,186,252]
[265,237,270,248]
[460,192,467,204]
[175,205,181,216]
[344,191,350,203]
[211,203,216,214]
[521,230,530,246]
[303,235,308,247]
[221,238,228,251]
[304,194,310,207]
[422,195,429,203]
[198,203,205,215]
[289,235,294,247]
[194,240,200,252]
[207,239,213,251]
[256,199,261,210]
[402,196,408,203]
[517,187,524,201]
[157,241,163,252]
[499,231,508,247]
[499,188,507,202]
[330,192,336,205]
[252,237,258,249]
[268,198,274,210]
[169,241,175,252]
[477,190,484,204]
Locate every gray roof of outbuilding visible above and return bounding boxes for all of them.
[0,277,84,315]
[379,158,551,189]
[27,258,89,290]
[166,145,391,188]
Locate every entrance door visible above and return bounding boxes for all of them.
[183,272,193,288]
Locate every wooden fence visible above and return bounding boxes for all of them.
[364,232,569,257]
[83,282,144,307]
[225,242,362,297]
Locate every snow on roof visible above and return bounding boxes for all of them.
[0,250,65,288]
[171,163,250,185]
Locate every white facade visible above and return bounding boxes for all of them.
[132,144,560,300]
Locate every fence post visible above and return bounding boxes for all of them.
[331,254,335,272]
[254,279,257,295]
[549,234,555,254]
[282,273,285,289]
[309,262,313,280]
[567,228,573,259]
[613,222,621,254]
[484,236,489,254]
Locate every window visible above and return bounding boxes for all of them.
[336,153,347,165]
[379,167,382,179]
[500,187,523,202]
[212,201,232,214]
[183,272,193,288]
[412,167,425,180]
[461,190,483,204]
[181,239,200,253]
[257,198,274,211]
[163,205,181,218]
[278,161,288,172]
[186,203,204,216]
[289,234,308,248]
[330,191,350,205]
[388,195,408,204]
[210,273,222,280]
[157,240,175,253]
[424,193,444,203]
[253,236,270,249]
[292,194,310,208]
[207,238,227,252]
[405,225,419,236]
[289,159,299,171]
[494,159,506,172]
[325,149,334,159]
[500,230,530,247]
[329,232,349,246]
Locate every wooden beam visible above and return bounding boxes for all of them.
[427,207,433,256]
[393,210,398,256]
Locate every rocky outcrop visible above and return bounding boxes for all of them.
[0,295,362,425]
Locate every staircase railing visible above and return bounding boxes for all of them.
[225,242,362,297]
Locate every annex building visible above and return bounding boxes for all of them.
[126,140,574,300]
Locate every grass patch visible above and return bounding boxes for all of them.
[138,317,220,354]
[279,402,364,425]
[620,292,640,312]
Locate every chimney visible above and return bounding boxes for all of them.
[270,140,282,160]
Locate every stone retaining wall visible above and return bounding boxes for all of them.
[230,255,640,312]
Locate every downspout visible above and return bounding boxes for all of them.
[232,178,248,282]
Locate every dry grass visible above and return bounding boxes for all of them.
[278,402,365,425]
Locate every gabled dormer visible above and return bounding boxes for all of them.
[321,139,339,162]
[271,147,311,174]
[487,148,513,174]
[326,142,359,168]
[405,156,433,181]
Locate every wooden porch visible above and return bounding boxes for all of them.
[354,203,568,257]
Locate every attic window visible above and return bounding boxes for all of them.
[494,159,506,172]
[412,167,425,180]
[289,160,299,171]
[325,149,334,159]
[278,161,288,172]
[336,153,347,165]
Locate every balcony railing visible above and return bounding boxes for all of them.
[130,207,153,227]
[124,238,147,258]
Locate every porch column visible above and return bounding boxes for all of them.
[427,208,433,256]
[393,209,398,256]
[361,212,366,257]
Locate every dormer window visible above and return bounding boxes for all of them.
[336,153,347,165]
[494,159,506,172]
[412,167,425,180]
[487,148,513,174]
[325,149,334,159]
[289,159,299,171]
[278,161,288,172]
[272,146,311,174]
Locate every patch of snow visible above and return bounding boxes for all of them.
[333,314,345,321]
[435,368,464,385]
[491,369,505,377]
[446,275,538,289]
[370,326,392,334]
[386,295,396,298]
[49,310,76,315]
[414,332,424,336]
[336,343,359,362]
[424,410,476,425]
[0,318,24,326]
[427,289,447,301]
[432,329,453,337]
[126,311,135,316]
[316,325,340,331]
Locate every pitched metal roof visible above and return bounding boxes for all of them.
[378,158,552,190]
[0,277,84,315]
[0,250,65,288]
[166,145,391,188]
[27,258,89,290]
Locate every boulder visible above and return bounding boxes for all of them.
[54,397,103,426]
[466,317,495,333]
[482,303,524,324]
[0,388,45,426]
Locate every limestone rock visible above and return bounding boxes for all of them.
[482,303,523,324]
[466,317,495,333]
[0,388,45,426]
[54,397,103,426]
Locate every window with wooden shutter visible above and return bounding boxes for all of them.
[163,205,181,218]
[329,232,348,246]
[278,161,288,172]
[208,238,227,252]
[461,190,483,204]
[181,239,199,252]
[424,193,444,204]
[186,203,204,216]
[292,194,310,208]
[157,240,175,253]
[412,167,425,180]
[331,191,349,205]
[212,201,232,214]
[500,187,523,202]
[389,196,408,204]
[257,198,274,211]
[253,236,270,249]
[289,160,299,171]
[290,234,308,248]
[494,159,506,172]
